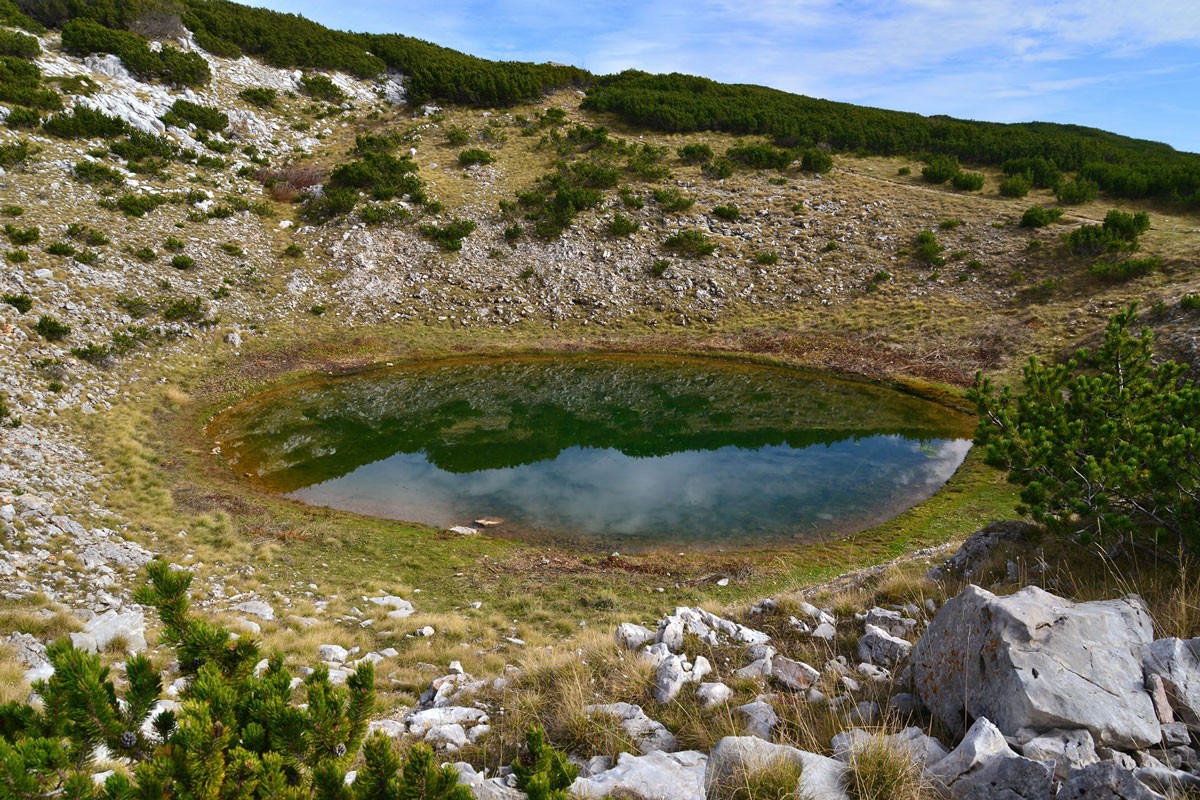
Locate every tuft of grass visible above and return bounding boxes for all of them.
[715,756,806,800]
[846,736,934,800]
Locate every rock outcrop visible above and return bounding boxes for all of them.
[912,584,1160,749]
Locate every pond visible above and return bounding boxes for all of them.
[210,355,974,550]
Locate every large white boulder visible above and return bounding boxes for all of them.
[911,585,1160,749]
[571,750,707,800]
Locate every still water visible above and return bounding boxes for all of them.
[210,355,973,549]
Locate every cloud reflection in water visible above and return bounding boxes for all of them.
[290,436,973,546]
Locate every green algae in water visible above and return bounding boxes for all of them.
[212,355,974,549]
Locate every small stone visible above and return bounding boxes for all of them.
[697,682,734,709]
[812,622,836,641]
[772,656,820,692]
[736,700,778,741]
[615,623,655,651]
[233,600,275,621]
[1163,722,1191,748]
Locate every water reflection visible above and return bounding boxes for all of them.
[212,355,973,549]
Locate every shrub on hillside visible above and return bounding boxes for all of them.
[712,203,740,221]
[1055,176,1099,205]
[2,291,32,313]
[703,158,734,179]
[0,138,29,167]
[727,143,792,171]
[110,129,182,164]
[0,559,483,799]
[970,304,1199,543]
[114,192,168,217]
[921,154,959,184]
[663,228,716,257]
[72,159,124,184]
[1101,209,1151,240]
[34,314,69,340]
[1088,256,1161,281]
[1020,205,1063,228]
[353,131,401,154]
[0,28,38,57]
[1003,156,1061,189]
[0,55,61,109]
[457,147,494,167]
[652,187,694,212]
[42,105,129,138]
[913,229,944,264]
[3,222,38,244]
[161,99,228,132]
[300,72,345,102]
[4,106,41,127]
[952,170,985,191]
[419,218,476,251]
[605,213,639,237]
[800,148,833,174]
[1068,209,1151,257]
[677,142,713,164]
[1000,173,1032,197]
[0,0,42,32]
[237,86,277,107]
[61,18,209,87]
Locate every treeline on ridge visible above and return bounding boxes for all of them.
[13,0,589,106]
[581,71,1200,207]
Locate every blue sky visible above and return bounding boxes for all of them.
[251,0,1200,154]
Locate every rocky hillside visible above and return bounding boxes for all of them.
[0,11,1199,800]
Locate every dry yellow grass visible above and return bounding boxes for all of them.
[0,647,29,705]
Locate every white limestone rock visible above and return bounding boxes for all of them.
[696,682,733,710]
[69,608,147,653]
[572,750,707,800]
[614,622,656,651]
[1144,637,1200,731]
[912,584,1160,750]
[584,702,678,754]
[927,717,1053,800]
[857,623,912,666]
[233,600,274,621]
[1019,727,1099,781]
